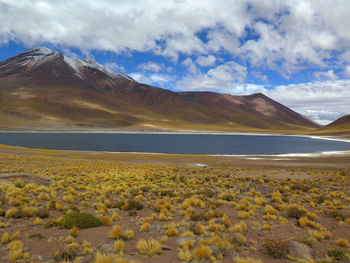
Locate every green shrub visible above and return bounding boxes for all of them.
[114,200,143,210]
[53,247,77,261]
[59,212,102,229]
[327,248,348,261]
[44,219,60,228]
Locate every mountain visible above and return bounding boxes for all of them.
[317,115,350,135]
[0,47,320,132]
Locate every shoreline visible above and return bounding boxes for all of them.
[1,143,350,158]
[0,129,349,143]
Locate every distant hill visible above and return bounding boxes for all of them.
[316,115,350,135]
[0,47,320,132]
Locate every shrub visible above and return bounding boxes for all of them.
[233,233,247,246]
[90,252,113,263]
[99,216,112,226]
[336,238,350,248]
[235,257,262,263]
[34,217,42,225]
[69,226,79,237]
[193,246,212,261]
[178,248,192,262]
[5,208,21,219]
[140,222,150,232]
[114,240,125,254]
[53,247,77,261]
[327,248,348,261]
[122,230,134,240]
[59,212,102,229]
[189,222,205,235]
[137,238,162,256]
[36,208,50,218]
[111,211,120,221]
[1,232,9,244]
[10,231,20,241]
[188,210,205,221]
[110,225,123,239]
[286,205,306,219]
[231,221,247,233]
[114,200,143,210]
[265,205,278,215]
[262,238,289,258]
[21,206,37,217]
[14,179,25,188]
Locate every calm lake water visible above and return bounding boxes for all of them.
[0,133,349,155]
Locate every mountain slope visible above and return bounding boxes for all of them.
[316,115,350,135]
[0,47,320,132]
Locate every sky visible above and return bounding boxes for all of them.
[0,0,350,125]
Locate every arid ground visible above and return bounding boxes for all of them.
[1,144,350,263]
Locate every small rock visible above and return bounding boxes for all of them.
[100,243,114,253]
[31,254,43,261]
[162,245,171,250]
[288,241,312,259]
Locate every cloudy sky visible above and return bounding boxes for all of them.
[1,0,350,125]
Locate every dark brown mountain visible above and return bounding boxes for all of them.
[317,115,350,135]
[0,47,320,131]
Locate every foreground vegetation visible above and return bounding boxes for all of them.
[0,147,350,262]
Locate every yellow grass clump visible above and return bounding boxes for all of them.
[69,226,79,237]
[235,257,262,263]
[110,225,123,239]
[112,211,120,221]
[114,240,125,254]
[178,248,192,262]
[193,246,212,261]
[336,238,350,247]
[10,231,20,241]
[92,252,113,263]
[137,238,162,257]
[1,232,9,244]
[34,217,42,225]
[99,215,112,226]
[231,221,247,233]
[265,204,278,215]
[83,241,93,255]
[140,221,150,232]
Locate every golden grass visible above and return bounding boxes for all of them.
[0,145,349,262]
[136,238,162,256]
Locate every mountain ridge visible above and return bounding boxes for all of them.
[314,115,350,135]
[0,47,320,132]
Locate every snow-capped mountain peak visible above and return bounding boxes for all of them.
[0,46,135,83]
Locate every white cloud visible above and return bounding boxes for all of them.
[252,71,268,82]
[181,58,198,74]
[137,62,166,72]
[195,55,216,67]
[104,62,125,72]
[129,72,173,86]
[344,65,350,77]
[1,0,349,75]
[264,80,350,125]
[176,61,249,93]
[313,70,338,80]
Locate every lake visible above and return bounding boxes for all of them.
[0,132,349,155]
